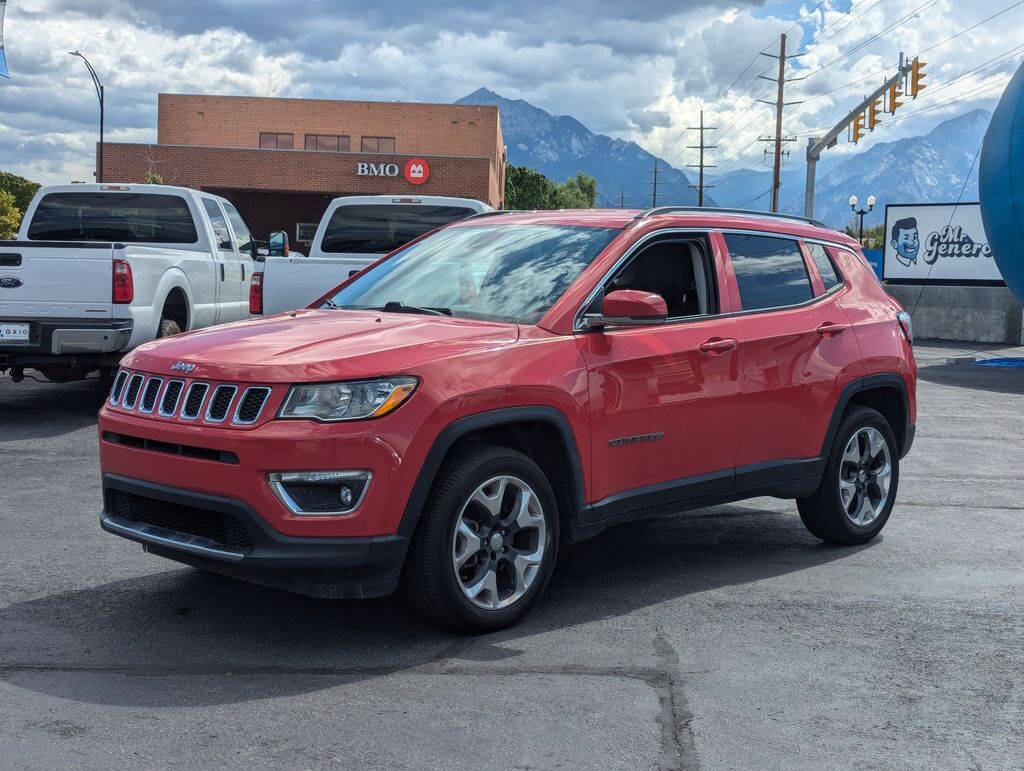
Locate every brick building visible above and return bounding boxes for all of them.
[102,93,505,247]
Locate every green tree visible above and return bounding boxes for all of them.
[144,169,165,185]
[551,171,597,209]
[0,190,20,240]
[0,171,42,214]
[504,166,598,210]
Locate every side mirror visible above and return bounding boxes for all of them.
[582,289,668,329]
[267,230,290,257]
[250,240,267,261]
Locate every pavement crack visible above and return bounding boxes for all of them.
[652,633,700,771]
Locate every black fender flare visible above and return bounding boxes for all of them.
[400,405,587,530]
[820,373,912,459]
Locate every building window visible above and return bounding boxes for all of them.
[259,132,294,149]
[304,134,350,152]
[361,136,395,154]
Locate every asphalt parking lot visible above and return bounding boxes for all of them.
[1,341,1023,769]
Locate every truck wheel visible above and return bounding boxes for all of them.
[404,445,559,632]
[797,406,899,545]
[158,318,182,338]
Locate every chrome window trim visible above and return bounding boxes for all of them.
[231,386,272,425]
[179,382,209,421]
[158,379,186,418]
[137,376,163,415]
[572,226,855,331]
[267,471,372,517]
[121,373,145,410]
[204,384,238,424]
[109,370,128,405]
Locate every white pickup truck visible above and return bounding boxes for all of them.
[0,183,260,383]
[258,195,491,315]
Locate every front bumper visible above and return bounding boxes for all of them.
[0,317,133,365]
[101,474,416,598]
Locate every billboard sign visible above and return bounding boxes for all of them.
[883,202,1003,283]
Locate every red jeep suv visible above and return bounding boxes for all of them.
[99,207,917,631]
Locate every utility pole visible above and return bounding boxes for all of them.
[620,188,625,208]
[649,159,660,207]
[757,34,802,212]
[686,110,718,206]
[804,54,918,217]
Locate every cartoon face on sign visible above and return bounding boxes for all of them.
[890,217,920,267]
[403,157,430,185]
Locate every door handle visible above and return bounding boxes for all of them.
[815,321,847,336]
[220,263,225,281]
[242,265,246,281]
[699,337,737,355]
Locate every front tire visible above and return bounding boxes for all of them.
[797,406,899,545]
[404,445,559,632]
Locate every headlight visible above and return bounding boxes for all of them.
[278,376,418,422]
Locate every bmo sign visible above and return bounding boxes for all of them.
[356,157,431,186]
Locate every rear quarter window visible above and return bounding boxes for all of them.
[806,242,843,290]
[724,233,813,311]
[27,193,199,244]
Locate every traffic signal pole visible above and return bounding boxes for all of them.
[804,56,920,218]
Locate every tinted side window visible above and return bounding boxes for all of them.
[724,233,812,311]
[222,203,253,250]
[202,199,232,250]
[807,242,842,290]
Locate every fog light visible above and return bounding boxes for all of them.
[268,471,371,515]
[339,485,353,506]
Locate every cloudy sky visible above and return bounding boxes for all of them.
[1,0,1021,184]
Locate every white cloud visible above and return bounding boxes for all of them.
[0,0,1021,185]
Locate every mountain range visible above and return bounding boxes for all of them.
[457,87,990,229]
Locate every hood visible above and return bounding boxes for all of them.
[124,309,520,382]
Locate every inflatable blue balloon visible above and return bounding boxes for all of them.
[979,61,1024,305]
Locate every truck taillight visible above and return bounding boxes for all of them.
[112,259,133,304]
[250,271,263,314]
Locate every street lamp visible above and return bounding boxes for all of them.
[68,51,104,183]
[850,194,876,246]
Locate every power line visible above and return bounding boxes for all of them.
[801,0,941,79]
[737,187,772,208]
[800,0,886,51]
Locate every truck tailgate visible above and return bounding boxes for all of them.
[0,242,114,319]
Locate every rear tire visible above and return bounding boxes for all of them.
[403,445,559,633]
[158,318,182,338]
[797,406,899,545]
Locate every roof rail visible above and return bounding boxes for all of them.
[637,206,828,229]
[459,209,529,222]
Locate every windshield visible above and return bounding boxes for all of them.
[320,204,479,254]
[323,224,621,324]
[27,193,199,243]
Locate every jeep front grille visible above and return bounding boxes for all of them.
[234,387,271,424]
[107,369,273,427]
[140,377,163,413]
[180,382,209,420]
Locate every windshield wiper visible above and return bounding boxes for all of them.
[322,298,342,310]
[374,301,453,317]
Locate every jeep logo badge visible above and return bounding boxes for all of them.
[171,361,196,373]
[0,277,22,289]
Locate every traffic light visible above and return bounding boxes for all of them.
[888,81,904,114]
[911,58,927,98]
[852,112,865,143]
[868,97,882,130]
